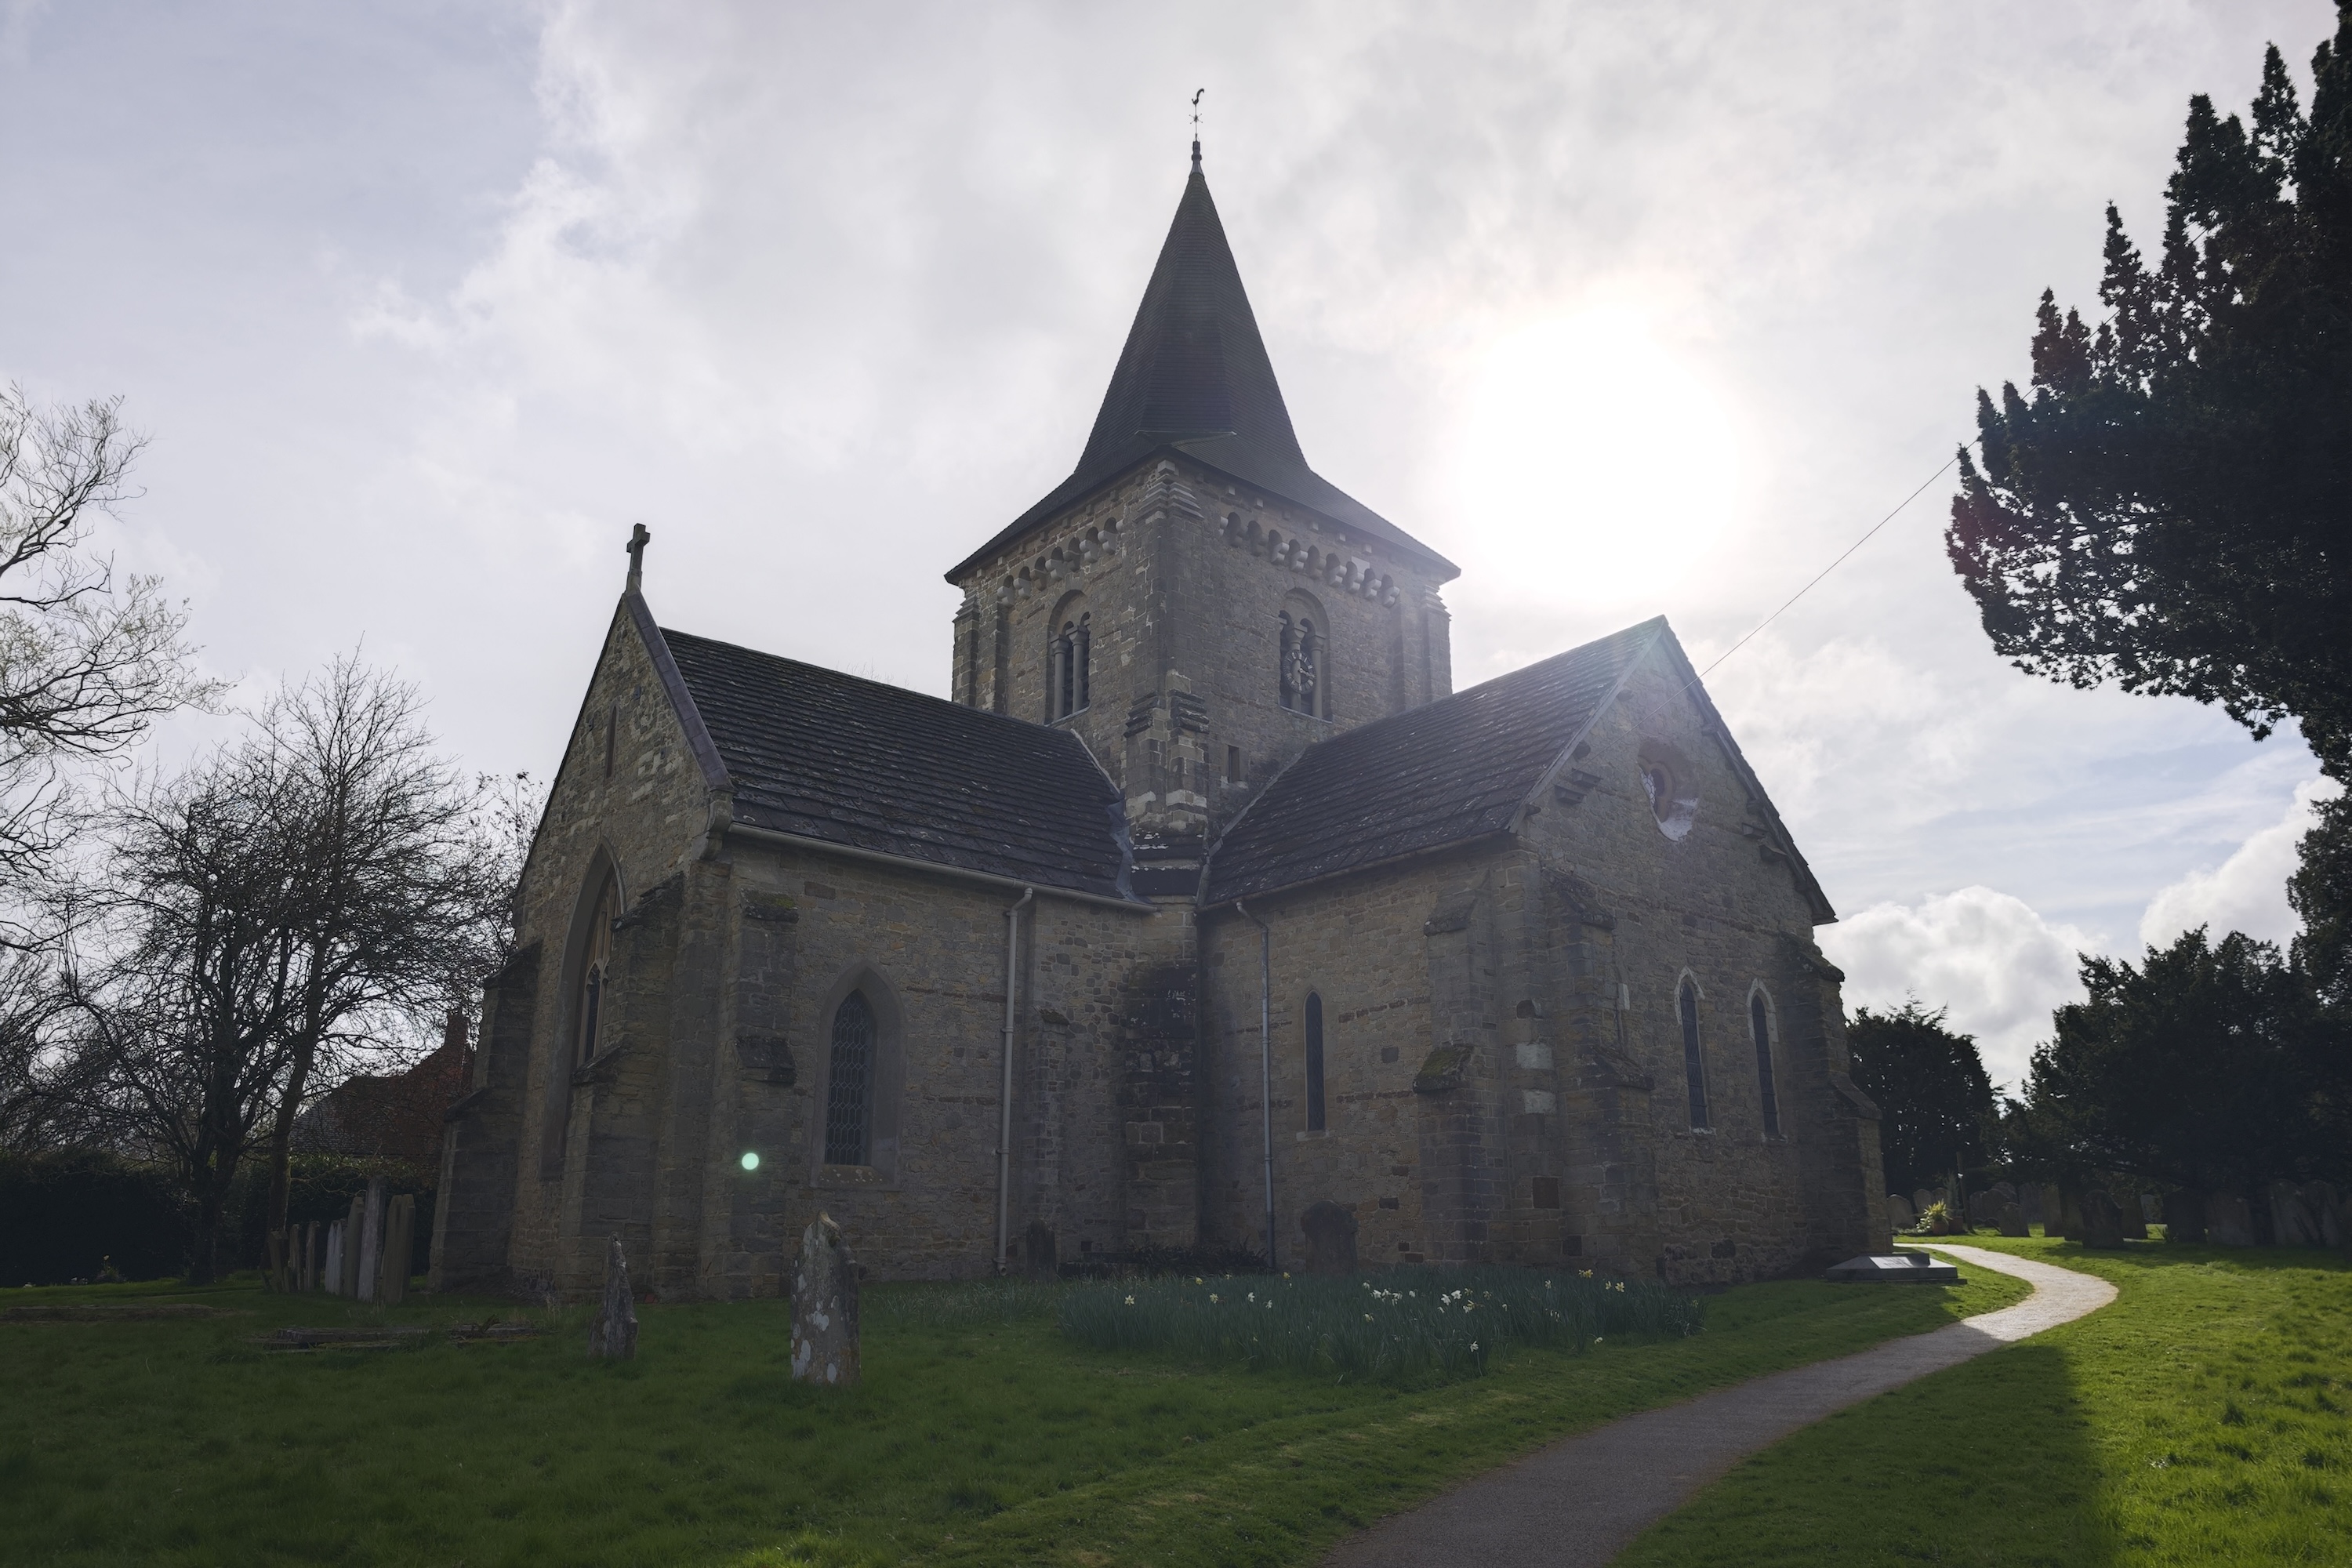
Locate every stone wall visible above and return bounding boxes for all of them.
[948,455,1455,853]
[1192,642,1883,1284]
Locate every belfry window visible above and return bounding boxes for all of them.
[1279,614,1319,713]
[1304,992,1327,1132]
[575,874,618,1068]
[825,990,877,1166]
[1679,979,1709,1129]
[1051,610,1091,719]
[1750,990,1782,1136]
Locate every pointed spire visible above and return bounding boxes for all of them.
[945,160,1458,585]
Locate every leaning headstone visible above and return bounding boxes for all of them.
[790,1214,859,1386]
[1299,1200,1359,1275]
[2205,1192,2256,1247]
[2162,1190,2205,1243]
[589,1235,638,1359]
[1886,1193,1915,1231]
[2079,1191,2124,1248]
[1912,1188,1936,1218]
[1998,1202,2028,1237]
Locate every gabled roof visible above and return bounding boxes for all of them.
[947,162,1455,583]
[652,619,1140,903]
[1201,618,1835,920]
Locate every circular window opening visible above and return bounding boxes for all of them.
[1638,742,1699,840]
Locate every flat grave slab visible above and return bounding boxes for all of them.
[1824,1251,1962,1284]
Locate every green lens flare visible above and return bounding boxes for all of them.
[739,1151,760,1171]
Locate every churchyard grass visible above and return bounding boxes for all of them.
[1614,1235,2352,1568]
[1058,1265,1702,1384]
[0,1261,2024,1568]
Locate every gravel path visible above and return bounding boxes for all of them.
[1321,1245,2114,1568]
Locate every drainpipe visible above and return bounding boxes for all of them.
[1237,901,1276,1270]
[995,887,1035,1275]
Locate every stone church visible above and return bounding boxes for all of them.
[430,151,1889,1301]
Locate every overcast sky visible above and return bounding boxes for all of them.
[2,0,2338,1088]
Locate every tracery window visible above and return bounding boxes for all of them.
[575,873,618,1069]
[1051,610,1091,719]
[1304,992,1327,1132]
[825,990,877,1166]
[1679,978,1709,1129]
[1750,989,1782,1136]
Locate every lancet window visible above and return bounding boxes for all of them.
[825,990,877,1166]
[1679,978,1710,1129]
[1749,989,1782,1136]
[575,873,618,1069]
[1279,613,1319,714]
[1051,607,1091,719]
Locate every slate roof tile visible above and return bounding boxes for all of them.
[660,627,1135,902]
[1202,619,1666,906]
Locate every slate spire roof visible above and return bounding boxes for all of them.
[949,160,1455,582]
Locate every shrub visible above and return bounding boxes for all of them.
[1058,1264,1703,1385]
[0,1149,190,1284]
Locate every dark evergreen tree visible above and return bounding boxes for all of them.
[1847,1001,1995,1196]
[2027,928,2336,1195]
[1948,5,2352,779]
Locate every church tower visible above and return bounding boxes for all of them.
[946,151,1460,887]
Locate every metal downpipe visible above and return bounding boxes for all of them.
[996,886,1035,1275]
[1238,901,1275,1270]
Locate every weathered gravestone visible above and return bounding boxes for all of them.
[791,1214,859,1387]
[339,1192,366,1294]
[1968,1191,2001,1229]
[2268,1181,2321,1247]
[2041,1185,2067,1237]
[1887,1193,1915,1232]
[1912,1189,1937,1219]
[356,1178,387,1302]
[1998,1203,2029,1237]
[589,1235,637,1359]
[2079,1191,2125,1248]
[2306,1182,2346,1250]
[380,1195,415,1305]
[1299,1200,1359,1275]
[2162,1190,2205,1243]
[2205,1192,2256,1247]
[1022,1219,1057,1281]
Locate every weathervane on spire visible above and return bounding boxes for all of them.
[1190,88,1205,172]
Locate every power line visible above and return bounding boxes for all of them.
[1695,450,1961,682]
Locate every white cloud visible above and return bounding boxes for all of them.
[1820,886,2096,1094]
[2139,777,2343,952]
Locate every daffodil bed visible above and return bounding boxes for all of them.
[1058,1265,1702,1384]
[0,1262,2025,1567]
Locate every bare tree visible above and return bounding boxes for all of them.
[0,949,71,1151]
[0,387,220,940]
[60,751,309,1281]
[249,658,513,1244]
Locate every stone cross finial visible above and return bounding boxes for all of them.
[625,523,651,593]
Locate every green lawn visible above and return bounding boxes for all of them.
[1616,1236,2352,1568]
[0,1261,2025,1567]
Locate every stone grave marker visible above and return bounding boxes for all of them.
[2079,1191,2124,1248]
[791,1214,859,1386]
[339,1193,366,1294]
[1886,1193,1915,1231]
[355,1180,387,1302]
[2268,1182,2319,1247]
[590,1235,638,1359]
[1299,1200,1359,1275]
[2162,1190,2205,1243]
[1998,1202,2028,1237]
[380,1196,415,1305]
[2306,1182,2344,1250]
[1911,1188,1937,1219]
[2205,1192,2256,1247]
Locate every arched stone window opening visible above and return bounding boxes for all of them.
[1279,590,1330,717]
[575,872,619,1069]
[1749,988,1782,1136]
[824,990,877,1166]
[1304,992,1327,1132]
[1049,595,1091,720]
[1679,978,1710,1129]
